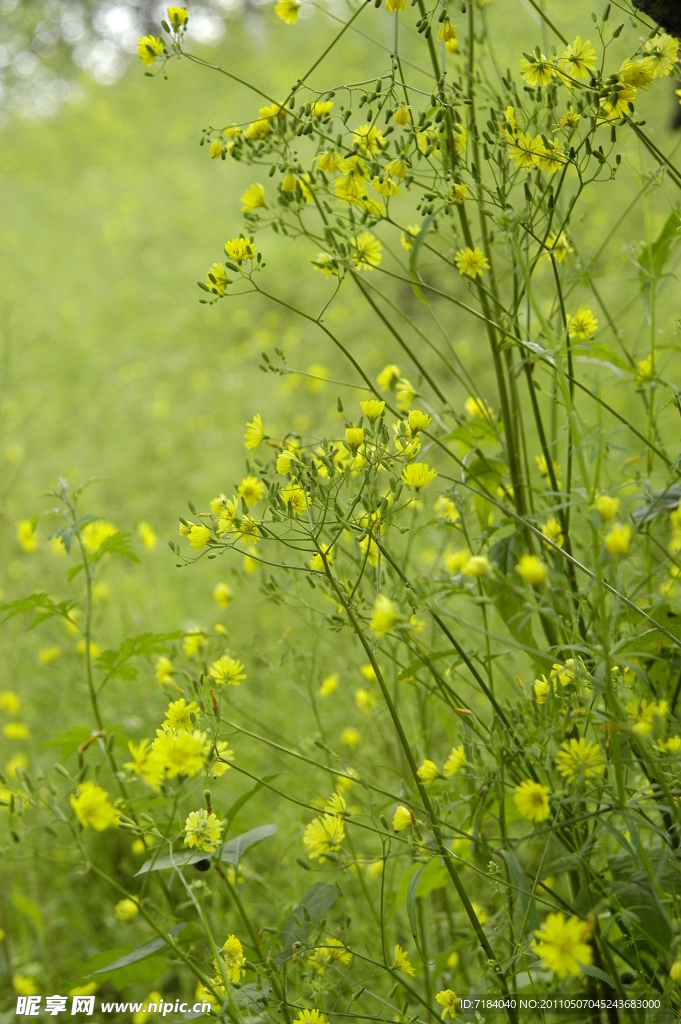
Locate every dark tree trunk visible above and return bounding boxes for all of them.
[631,0,681,37]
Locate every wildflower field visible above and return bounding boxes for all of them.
[1,0,681,1021]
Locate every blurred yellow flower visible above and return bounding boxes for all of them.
[514,780,550,822]
[320,674,339,697]
[71,782,120,831]
[114,898,139,921]
[244,413,266,450]
[213,582,232,608]
[516,554,547,586]
[17,520,39,552]
[137,35,163,65]
[275,0,300,24]
[604,522,631,556]
[137,521,157,550]
[241,183,266,212]
[392,805,413,831]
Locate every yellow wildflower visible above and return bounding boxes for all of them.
[341,727,361,749]
[436,990,458,1020]
[70,782,120,830]
[17,520,38,552]
[604,522,631,556]
[352,231,382,270]
[167,6,188,29]
[184,809,222,852]
[644,33,679,77]
[275,0,300,23]
[443,746,466,776]
[519,54,552,87]
[377,364,401,389]
[114,898,139,921]
[137,35,163,65]
[455,247,490,279]
[224,237,257,263]
[371,594,398,636]
[514,780,551,822]
[137,521,157,549]
[353,123,386,154]
[319,674,338,697]
[625,698,668,735]
[516,554,547,587]
[209,654,246,686]
[594,495,619,522]
[402,463,437,490]
[555,738,604,782]
[461,555,492,578]
[151,728,209,778]
[417,759,440,783]
[218,934,246,982]
[155,655,174,685]
[532,913,592,978]
[567,308,598,339]
[393,944,415,976]
[303,813,345,861]
[393,805,414,831]
[213,582,232,608]
[124,738,164,791]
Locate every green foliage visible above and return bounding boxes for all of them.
[3,0,681,1022]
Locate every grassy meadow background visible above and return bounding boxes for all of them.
[1,0,681,1013]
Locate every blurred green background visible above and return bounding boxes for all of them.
[1,0,680,1007]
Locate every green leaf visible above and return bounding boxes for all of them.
[394,858,448,909]
[40,726,92,760]
[637,208,681,280]
[90,923,189,974]
[277,882,341,962]
[408,212,435,303]
[406,864,434,963]
[135,824,277,876]
[499,849,538,934]
[94,632,184,682]
[580,963,617,988]
[232,983,270,1010]
[90,530,140,564]
[486,533,544,673]
[633,484,681,526]
[219,823,277,865]
[225,774,279,826]
[0,592,76,631]
[11,894,43,935]
[609,881,671,955]
[445,419,498,455]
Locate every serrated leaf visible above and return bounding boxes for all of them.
[0,593,76,630]
[90,530,140,564]
[94,632,184,683]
